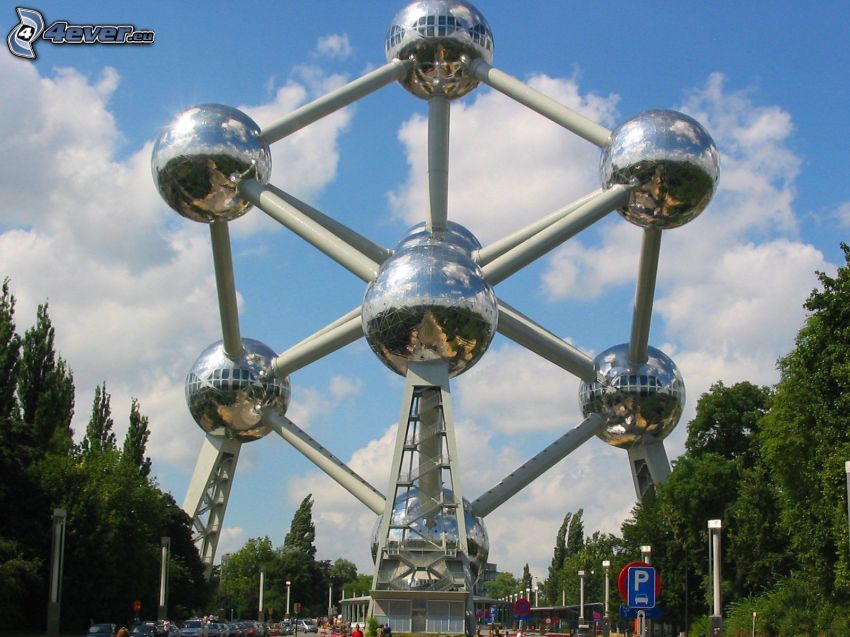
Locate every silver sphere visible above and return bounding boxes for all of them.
[579,344,685,449]
[386,0,494,99]
[362,223,497,377]
[185,338,290,442]
[370,487,489,585]
[601,109,719,229]
[152,104,271,223]
[394,220,482,255]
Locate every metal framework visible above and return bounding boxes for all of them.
[157,2,719,624]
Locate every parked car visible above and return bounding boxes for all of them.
[88,624,116,637]
[130,624,157,637]
[180,620,207,637]
[267,624,281,637]
[295,621,318,634]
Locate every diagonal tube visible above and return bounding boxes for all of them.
[239,180,381,281]
[467,58,611,148]
[470,413,606,517]
[260,59,413,144]
[289,305,363,351]
[482,185,630,285]
[269,314,363,378]
[268,187,391,265]
[427,95,450,231]
[475,189,603,266]
[628,227,662,365]
[209,221,244,359]
[264,409,386,515]
[497,300,596,382]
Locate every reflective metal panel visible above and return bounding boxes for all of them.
[362,223,497,377]
[152,104,271,223]
[371,487,489,584]
[601,109,719,229]
[578,343,684,448]
[185,338,290,442]
[385,0,494,99]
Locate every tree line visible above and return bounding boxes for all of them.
[0,279,207,630]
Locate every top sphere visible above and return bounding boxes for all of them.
[152,104,271,223]
[578,343,685,449]
[386,0,494,99]
[600,109,719,229]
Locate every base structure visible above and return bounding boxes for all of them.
[627,439,671,500]
[183,434,242,577]
[370,361,475,634]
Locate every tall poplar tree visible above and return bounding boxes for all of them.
[284,494,317,558]
[123,397,152,476]
[81,382,116,455]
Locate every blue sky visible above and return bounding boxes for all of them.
[2,0,849,585]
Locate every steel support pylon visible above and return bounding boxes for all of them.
[182,434,242,577]
[371,361,473,621]
[627,439,671,500]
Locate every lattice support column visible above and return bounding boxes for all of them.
[182,434,242,578]
[627,439,671,500]
[371,361,472,608]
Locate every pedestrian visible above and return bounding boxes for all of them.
[376,625,383,637]
[351,625,363,637]
[382,625,391,637]
[117,628,129,637]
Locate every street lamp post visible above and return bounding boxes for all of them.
[602,560,611,637]
[640,545,652,564]
[578,571,585,623]
[159,537,171,620]
[534,585,539,607]
[751,611,757,637]
[46,509,66,637]
[708,520,723,636]
[286,580,292,619]
[258,568,265,622]
[845,461,850,559]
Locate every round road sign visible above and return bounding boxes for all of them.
[513,598,531,616]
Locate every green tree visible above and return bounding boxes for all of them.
[545,509,583,604]
[81,382,116,456]
[761,243,850,601]
[16,303,74,457]
[685,380,772,465]
[284,495,316,559]
[123,397,152,477]
[330,558,358,590]
[484,571,520,600]
[520,563,532,595]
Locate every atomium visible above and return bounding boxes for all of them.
[370,487,489,586]
[185,338,291,442]
[386,0,494,99]
[578,344,685,449]
[601,109,720,229]
[158,0,720,598]
[152,104,271,223]
[362,222,498,377]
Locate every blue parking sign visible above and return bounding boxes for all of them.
[627,566,656,609]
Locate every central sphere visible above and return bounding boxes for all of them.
[362,222,497,377]
[371,487,489,586]
[152,104,271,223]
[578,344,685,449]
[386,0,494,99]
[185,338,290,442]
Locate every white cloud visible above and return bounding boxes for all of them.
[0,54,353,478]
[314,34,354,60]
[838,201,850,228]
[388,74,619,244]
[287,375,363,429]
